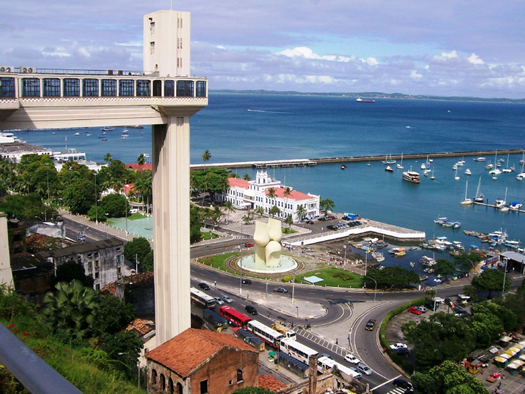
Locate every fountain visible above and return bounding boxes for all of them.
[238,218,297,274]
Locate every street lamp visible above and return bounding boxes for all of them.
[265,282,268,299]
[239,245,243,295]
[296,305,299,317]
[94,173,98,225]
[364,250,368,277]
[502,257,508,296]
[343,245,347,264]
[368,275,378,302]
[292,270,296,304]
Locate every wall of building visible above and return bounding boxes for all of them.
[0,214,13,287]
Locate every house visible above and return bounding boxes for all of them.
[36,238,125,291]
[218,170,320,222]
[11,252,53,304]
[146,328,259,394]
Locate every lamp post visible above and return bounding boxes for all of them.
[239,245,243,295]
[368,275,378,302]
[296,305,299,318]
[343,245,347,264]
[502,257,508,296]
[94,173,98,225]
[265,282,268,299]
[364,250,368,277]
[292,270,296,304]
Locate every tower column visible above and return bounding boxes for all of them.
[152,116,191,345]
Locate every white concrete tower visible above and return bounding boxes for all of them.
[145,10,194,346]
[143,10,191,77]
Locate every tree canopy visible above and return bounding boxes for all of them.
[123,237,152,271]
[365,266,419,289]
[472,268,510,298]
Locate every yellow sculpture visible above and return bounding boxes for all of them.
[254,218,282,267]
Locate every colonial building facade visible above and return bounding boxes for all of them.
[219,170,320,222]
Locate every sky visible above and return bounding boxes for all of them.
[2,1,525,99]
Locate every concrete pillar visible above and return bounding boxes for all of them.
[152,116,191,345]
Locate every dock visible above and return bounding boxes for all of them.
[472,201,525,214]
[190,149,524,170]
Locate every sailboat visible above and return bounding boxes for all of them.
[474,177,485,203]
[454,166,460,181]
[430,168,435,180]
[502,153,512,173]
[396,153,404,169]
[383,154,396,165]
[516,161,525,180]
[460,180,473,205]
[494,187,508,210]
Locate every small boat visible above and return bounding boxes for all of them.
[121,135,128,140]
[383,154,396,165]
[454,167,460,181]
[395,248,406,257]
[101,137,108,141]
[494,187,508,209]
[371,252,385,262]
[396,153,404,169]
[98,133,106,138]
[509,201,522,211]
[86,133,92,136]
[474,157,486,162]
[431,168,435,180]
[485,162,494,170]
[101,127,113,132]
[489,168,502,176]
[434,216,448,225]
[74,132,81,136]
[474,177,485,202]
[356,98,375,103]
[341,165,347,170]
[419,275,429,282]
[460,180,473,205]
[465,168,471,175]
[385,166,393,172]
[402,169,420,184]
[122,129,129,134]
[409,261,415,268]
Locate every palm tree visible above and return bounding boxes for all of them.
[254,206,265,218]
[222,200,236,224]
[285,214,294,230]
[283,186,292,216]
[269,205,280,218]
[104,153,113,164]
[296,204,307,221]
[202,150,212,163]
[137,153,146,166]
[320,198,335,217]
[43,280,100,340]
[267,187,277,202]
[243,173,251,181]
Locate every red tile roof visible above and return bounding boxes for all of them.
[227,178,313,201]
[228,178,249,189]
[146,328,257,378]
[258,375,288,392]
[126,163,152,171]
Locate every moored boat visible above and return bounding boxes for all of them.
[385,166,393,172]
[356,98,375,103]
[402,170,420,184]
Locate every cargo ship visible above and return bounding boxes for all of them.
[356,98,375,103]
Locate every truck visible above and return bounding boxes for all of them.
[365,319,376,331]
[271,322,297,340]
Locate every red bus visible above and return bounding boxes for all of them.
[219,305,252,328]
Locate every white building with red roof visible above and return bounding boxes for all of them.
[220,170,320,222]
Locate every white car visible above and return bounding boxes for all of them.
[213,296,224,305]
[356,363,373,376]
[390,343,408,351]
[221,295,233,303]
[344,354,360,364]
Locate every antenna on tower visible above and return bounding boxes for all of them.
[170,0,173,10]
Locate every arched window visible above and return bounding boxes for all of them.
[168,378,174,394]
[237,368,243,383]
[151,369,158,385]
[160,374,166,390]
[177,382,183,394]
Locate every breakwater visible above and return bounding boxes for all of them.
[190,149,524,170]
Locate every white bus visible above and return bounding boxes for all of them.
[190,287,216,309]
[317,357,362,380]
[280,337,318,364]
[246,320,284,348]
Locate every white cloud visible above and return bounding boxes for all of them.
[411,70,423,79]
[432,50,459,63]
[467,53,484,65]
[277,47,350,63]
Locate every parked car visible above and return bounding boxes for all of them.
[408,306,422,315]
[198,282,210,290]
[356,363,372,376]
[415,306,428,313]
[221,295,233,303]
[244,242,254,247]
[326,215,337,220]
[242,278,252,285]
[245,305,258,315]
[344,354,360,364]
[213,296,224,305]
[320,353,333,360]
[393,378,412,390]
[273,287,288,293]
[390,343,408,351]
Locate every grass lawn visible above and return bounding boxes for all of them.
[197,252,238,274]
[201,231,219,240]
[295,267,363,288]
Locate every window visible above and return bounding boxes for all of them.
[164,80,175,97]
[21,78,40,97]
[177,80,193,97]
[63,79,80,97]
[153,80,162,97]
[150,42,155,55]
[200,380,208,394]
[150,21,155,34]
[101,79,117,96]
[119,79,134,96]
[168,378,174,394]
[160,374,166,390]
[177,382,183,394]
[0,77,15,97]
[136,80,150,96]
[151,369,158,385]
[83,79,99,96]
[237,369,243,383]
[196,81,206,97]
[43,78,60,97]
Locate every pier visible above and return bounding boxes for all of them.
[190,149,524,170]
[473,201,525,214]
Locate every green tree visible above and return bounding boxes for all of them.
[51,261,95,288]
[269,205,280,217]
[454,251,483,272]
[320,198,335,215]
[137,153,146,166]
[254,206,265,218]
[433,258,457,280]
[190,206,202,244]
[295,204,307,221]
[123,237,152,269]
[472,268,510,298]
[101,330,143,379]
[233,388,273,394]
[133,170,152,212]
[43,280,100,340]
[223,200,235,223]
[411,360,489,393]
[285,214,294,229]
[104,153,113,164]
[365,266,419,289]
[0,193,57,221]
[94,292,136,335]
[242,173,251,181]
[190,167,230,203]
[202,149,211,162]
[267,187,277,200]
[100,193,128,218]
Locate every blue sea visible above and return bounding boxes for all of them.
[15,93,525,275]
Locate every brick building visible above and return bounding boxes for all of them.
[146,328,259,393]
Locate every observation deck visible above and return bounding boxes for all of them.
[0,67,208,130]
